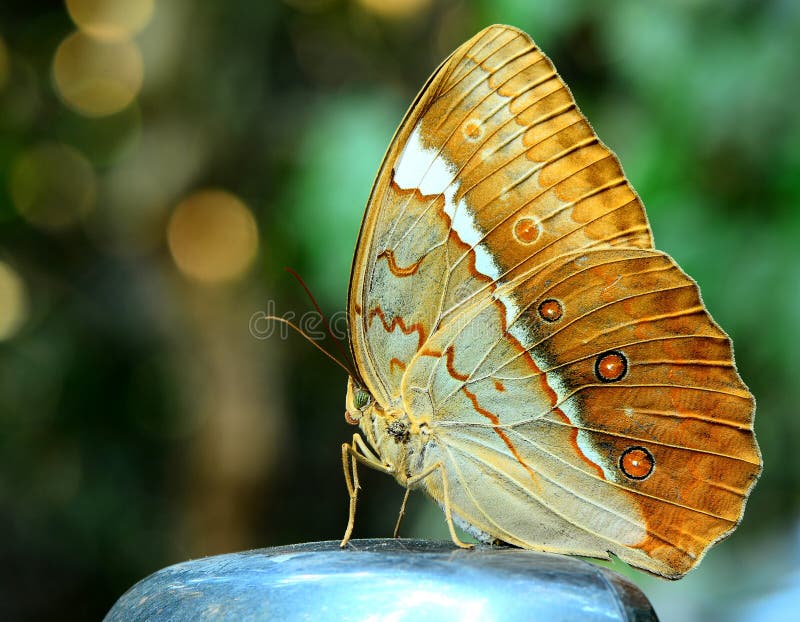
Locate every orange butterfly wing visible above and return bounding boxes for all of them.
[400,247,759,577]
[349,25,652,405]
[347,24,760,578]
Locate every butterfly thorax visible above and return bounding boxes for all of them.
[345,377,430,488]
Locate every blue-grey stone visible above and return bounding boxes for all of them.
[105,539,658,621]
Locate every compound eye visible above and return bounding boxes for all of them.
[354,389,371,410]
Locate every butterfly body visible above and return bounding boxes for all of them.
[340,24,760,579]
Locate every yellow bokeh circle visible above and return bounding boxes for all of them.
[168,190,259,284]
[10,143,96,230]
[355,0,432,19]
[0,261,29,341]
[53,30,143,117]
[0,36,9,90]
[66,0,155,41]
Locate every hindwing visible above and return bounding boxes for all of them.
[400,247,759,577]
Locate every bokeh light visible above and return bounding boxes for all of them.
[52,30,143,117]
[0,58,42,130]
[10,143,96,230]
[167,189,259,284]
[66,0,155,41]
[2,3,799,620]
[0,261,29,341]
[355,0,433,19]
[0,36,9,90]
[282,0,337,12]
[88,119,208,255]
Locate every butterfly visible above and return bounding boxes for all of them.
[338,24,761,579]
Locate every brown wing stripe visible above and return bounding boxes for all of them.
[378,248,423,277]
[461,385,540,488]
[368,306,426,350]
[389,358,407,373]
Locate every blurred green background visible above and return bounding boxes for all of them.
[1,0,798,620]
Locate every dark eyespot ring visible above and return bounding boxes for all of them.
[595,350,627,383]
[619,446,655,480]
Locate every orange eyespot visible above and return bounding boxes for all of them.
[513,217,539,244]
[538,299,563,322]
[344,410,359,425]
[619,446,655,480]
[595,351,627,382]
[463,118,483,141]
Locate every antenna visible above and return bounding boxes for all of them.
[263,316,355,378]
[282,267,359,379]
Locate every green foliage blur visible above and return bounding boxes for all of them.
[1,1,798,620]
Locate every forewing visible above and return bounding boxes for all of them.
[349,25,653,405]
[402,247,760,578]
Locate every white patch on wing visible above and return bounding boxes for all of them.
[475,245,500,280]
[493,289,519,335]
[394,122,500,281]
[503,326,614,481]
[623,406,635,418]
[507,321,529,351]
[394,125,456,196]
[444,192,500,281]
[560,398,615,481]
[496,292,531,350]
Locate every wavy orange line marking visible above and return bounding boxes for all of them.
[465,300,603,481]
[419,344,469,382]
[461,385,539,488]
[503,325,606,479]
[389,357,406,373]
[490,296,509,333]
[528,351,606,479]
[368,306,426,350]
[552,408,606,480]
[445,345,469,381]
[537,371,557,404]
[420,347,442,358]
[447,230,494,284]
[378,249,422,277]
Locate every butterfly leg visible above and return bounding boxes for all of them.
[340,433,393,547]
[393,487,412,538]
[405,462,472,549]
[340,441,362,547]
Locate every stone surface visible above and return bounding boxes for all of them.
[105,539,659,621]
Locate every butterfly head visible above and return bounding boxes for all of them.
[344,376,372,425]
